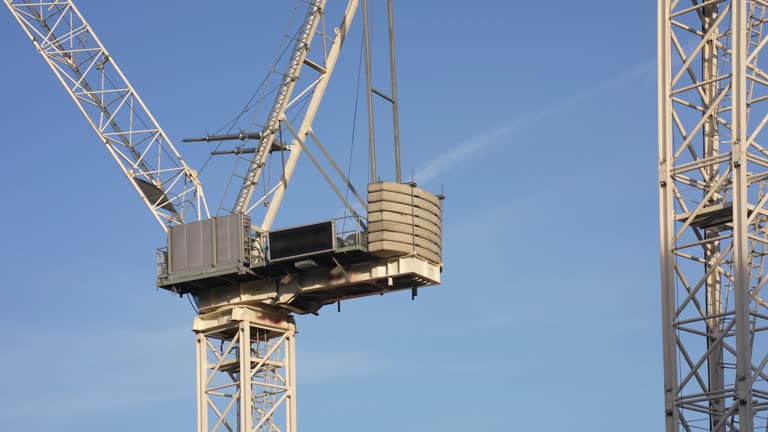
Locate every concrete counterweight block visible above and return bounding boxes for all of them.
[366,182,443,266]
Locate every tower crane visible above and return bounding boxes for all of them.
[4,1,444,431]
[659,1,768,431]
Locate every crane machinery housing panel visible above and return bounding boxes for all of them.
[269,221,336,262]
[163,213,251,284]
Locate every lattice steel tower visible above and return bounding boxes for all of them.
[659,1,768,430]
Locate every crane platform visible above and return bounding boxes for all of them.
[157,182,443,314]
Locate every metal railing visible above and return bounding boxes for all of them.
[156,247,169,279]
[250,232,268,267]
[157,215,369,280]
[335,215,367,251]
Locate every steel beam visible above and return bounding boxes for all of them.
[260,0,360,230]
[659,1,768,431]
[195,306,297,432]
[3,0,209,230]
[659,1,679,430]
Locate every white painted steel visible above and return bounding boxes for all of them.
[195,307,296,432]
[386,0,402,182]
[195,254,441,313]
[232,0,327,214]
[658,2,768,430]
[3,0,209,231]
[362,0,376,182]
[260,0,360,230]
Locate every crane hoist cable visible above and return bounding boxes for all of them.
[220,1,302,132]
[198,0,303,175]
[214,82,314,216]
[342,30,366,228]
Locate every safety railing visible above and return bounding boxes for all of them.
[156,247,169,279]
[335,215,368,251]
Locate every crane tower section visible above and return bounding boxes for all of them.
[659,1,768,430]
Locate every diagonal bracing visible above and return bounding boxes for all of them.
[195,306,296,432]
[229,0,361,232]
[4,0,209,230]
[660,1,768,431]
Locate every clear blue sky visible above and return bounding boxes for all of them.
[0,1,659,431]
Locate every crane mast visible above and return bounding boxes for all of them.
[3,0,209,230]
[659,1,768,430]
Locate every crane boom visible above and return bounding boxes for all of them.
[231,0,326,215]
[4,0,209,231]
[261,0,360,231]
[231,1,363,232]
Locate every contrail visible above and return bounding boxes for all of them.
[414,61,654,185]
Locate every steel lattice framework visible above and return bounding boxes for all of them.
[660,1,768,430]
[231,0,326,216]
[195,307,296,432]
[229,0,364,232]
[4,0,209,230]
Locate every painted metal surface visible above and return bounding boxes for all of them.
[258,0,361,231]
[3,0,209,231]
[231,0,327,216]
[167,213,250,278]
[195,306,296,432]
[658,2,768,430]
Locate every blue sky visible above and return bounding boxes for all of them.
[0,1,659,431]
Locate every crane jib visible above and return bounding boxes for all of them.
[3,0,209,229]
